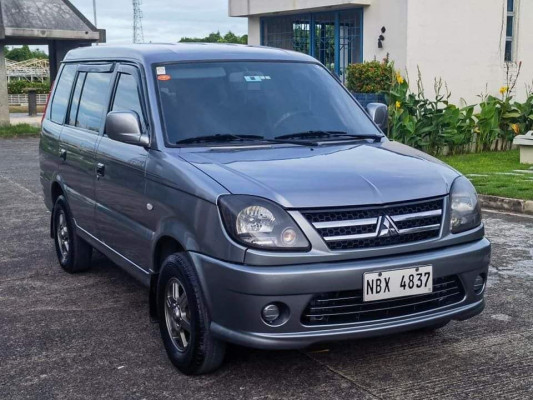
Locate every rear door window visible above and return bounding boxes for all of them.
[67,72,86,126]
[75,72,113,133]
[50,64,77,124]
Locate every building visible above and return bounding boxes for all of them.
[0,0,104,124]
[229,0,533,104]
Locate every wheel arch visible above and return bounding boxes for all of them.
[149,235,186,322]
[49,180,65,238]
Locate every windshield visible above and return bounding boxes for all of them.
[156,61,381,145]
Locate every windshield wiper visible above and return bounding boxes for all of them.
[177,134,266,145]
[177,134,316,146]
[275,131,383,142]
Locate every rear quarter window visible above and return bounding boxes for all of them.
[50,64,77,124]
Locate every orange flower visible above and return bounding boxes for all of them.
[511,123,520,135]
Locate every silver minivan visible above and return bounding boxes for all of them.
[40,44,490,374]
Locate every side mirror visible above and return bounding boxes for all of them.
[105,111,149,146]
[366,103,388,132]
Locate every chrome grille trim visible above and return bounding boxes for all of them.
[301,197,445,250]
[397,224,441,234]
[313,217,379,229]
[390,209,442,222]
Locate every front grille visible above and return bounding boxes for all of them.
[301,198,444,250]
[302,275,464,326]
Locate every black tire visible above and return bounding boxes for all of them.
[157,253,226,375]
[52,195,92,273]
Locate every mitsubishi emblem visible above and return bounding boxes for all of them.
[378,216,399,237]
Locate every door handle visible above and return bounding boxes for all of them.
[96,163,105,178]
[59,148,67,161]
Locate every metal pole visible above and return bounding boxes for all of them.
[93,0,98,27]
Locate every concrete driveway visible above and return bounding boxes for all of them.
[1,138,532,399]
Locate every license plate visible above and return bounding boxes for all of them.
[363,265,433,302]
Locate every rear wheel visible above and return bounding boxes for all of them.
[157,253,226,375]
[53,195,92,273]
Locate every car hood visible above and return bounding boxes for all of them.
[179,141,460,208]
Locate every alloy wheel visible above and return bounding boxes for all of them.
[164,277,191,352]
[56,210,70,263]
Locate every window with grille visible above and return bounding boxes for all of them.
[505,0,516,62]
[261,9,363,81]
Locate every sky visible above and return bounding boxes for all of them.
[70,0,247,43]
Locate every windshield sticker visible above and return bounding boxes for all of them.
[157,74,172,81]
[156,66,166,75]
[244,75,271,82]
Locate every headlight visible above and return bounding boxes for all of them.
[449,176,481,233]
[219,195,310,251]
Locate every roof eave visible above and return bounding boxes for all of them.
[3,27,101,41]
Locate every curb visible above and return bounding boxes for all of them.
[479,194,533,216]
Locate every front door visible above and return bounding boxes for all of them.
[59,64,114,235]
[95,64,151,269]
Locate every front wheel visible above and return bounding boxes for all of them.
[157,253,226,375]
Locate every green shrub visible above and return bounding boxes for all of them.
[387,69,476,155]
[345,57,394,93]
[8,80,50,94]
[385,65,533,156]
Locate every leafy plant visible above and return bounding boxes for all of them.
[345,56,394,93]
[387,69,475,155]
[8,80,50,94]
[382,61,531,156]
[179,31,248,44]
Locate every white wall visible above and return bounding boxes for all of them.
[248,17,261,45]
[404,0,533,104]
[515,0,533,101]
[362,0,408,70]
[229,0,371,17]
[235,0,533,104]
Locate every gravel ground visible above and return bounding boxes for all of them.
[0,138,532,400]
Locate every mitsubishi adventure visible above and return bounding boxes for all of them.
[39,44,490,374]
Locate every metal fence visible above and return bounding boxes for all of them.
[8,94,49,106]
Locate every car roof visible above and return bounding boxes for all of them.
[64,43,317,65]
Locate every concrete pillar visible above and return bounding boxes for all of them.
[0,46,10,125]
[49,40,92,81]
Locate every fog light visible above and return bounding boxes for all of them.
[473,274,485,295]
[262,304,280,324]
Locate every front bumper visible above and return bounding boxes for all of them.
[190,238,490,350]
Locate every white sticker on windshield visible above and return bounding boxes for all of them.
[156,66,166,75]
[244,75,271,82]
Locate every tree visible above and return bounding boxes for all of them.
[4,45,48,61]
[179,31,247,45]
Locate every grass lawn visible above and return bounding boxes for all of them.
[440,150,533,200]
[0,123,41,138]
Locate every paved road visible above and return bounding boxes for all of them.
[1,138,532,400]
